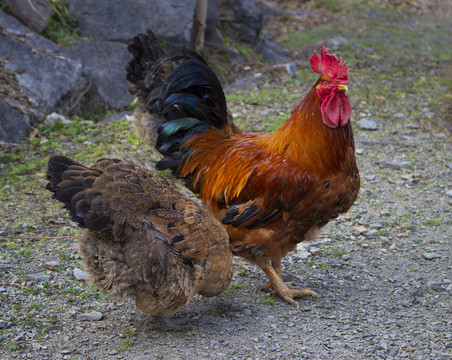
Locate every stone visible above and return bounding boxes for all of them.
[25,273,52,282]
[44,113,71,127]
[77,311,103,321]
[254,32,292,63]
[6,0,54,33]
[352,225,368,234]
[446,190,452,197]
[73,268,88,281]
[31,341,42,351]
[0,12,89,119]
[65,40,133,110]
[0,98,29,143]
[293,251,311,260]
[205,0,224,50]
[379,161,411,170]
[326,36,349,50]
[422,252,441,260]
[44,261,60,270]
[357,119,377,130]
[219,0,263,44]
[68,0,197,49]
[309,247,322,256]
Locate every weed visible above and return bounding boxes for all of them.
[239,268,249,277]
[117,339,133,353]
[260,296,277,305]
[424,217,443,227]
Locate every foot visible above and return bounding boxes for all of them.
[262,264,318,307]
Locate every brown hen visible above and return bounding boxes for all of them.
[46,156,233,326]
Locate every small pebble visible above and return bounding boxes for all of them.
[73,268,89,281]
[309,247,321,256]
[293,251,311,260]
[357,119,377,130]
[25,273,52,282]
[422,252,441,260]
[44,261,60,269]
[77,311,103,321]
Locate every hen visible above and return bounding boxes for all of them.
[127,30,360,306]
[46,156,233,326]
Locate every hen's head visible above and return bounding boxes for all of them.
[310,46,351,128]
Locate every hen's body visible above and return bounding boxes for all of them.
[127,31,359,306]
[46,156,232,322]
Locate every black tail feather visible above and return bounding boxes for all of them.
[126,30,233,177]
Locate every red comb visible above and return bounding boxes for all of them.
[310,46,349,82]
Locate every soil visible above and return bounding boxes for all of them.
[0,1,451,359]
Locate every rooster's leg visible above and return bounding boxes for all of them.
[262,263,318,307]
[261,259,282,290]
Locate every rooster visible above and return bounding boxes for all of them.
[46,156,233,326]
[127,30,360,307]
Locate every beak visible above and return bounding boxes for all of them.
[337,84,348,91]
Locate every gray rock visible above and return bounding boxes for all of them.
[31,341,42,351]
[65,40,133,110]
[357,119,377,130]
[422,252,441,260]
[0,98,29,143]
[326,36,349,50]
[219,0,263,44]
[24,273,52,282]
[68,0,197,49]
[73,268,88,281]
[103,111,133,123]
[0,12,89,118]
[44,113,71,127]
[446,189,452,197]
[44,261,60,269]
[77,311,103,321]
[205,0,224,50]
[379,161,411,169]
[6,0,55,33]
[293,251,311,260]
[254,32,292,63]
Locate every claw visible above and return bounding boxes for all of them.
[261,264,318,307]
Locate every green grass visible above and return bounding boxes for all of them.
[40,1,79,48]
[260,296,277,306]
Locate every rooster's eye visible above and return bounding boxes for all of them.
[322,80,329,85]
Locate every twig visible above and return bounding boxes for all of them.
[63,76,92,115]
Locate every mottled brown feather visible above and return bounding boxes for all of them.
[46,156,232,319]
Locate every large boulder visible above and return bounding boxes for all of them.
[219,0,263,44]
[5,0,54,33]
[65,40,133,110]
[0,98,29,143]
[0,11,89,141]
[68,0,197,50]
[218,0,291,63]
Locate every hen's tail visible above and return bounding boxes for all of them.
[46,155,116,230]
[126,30,238,176]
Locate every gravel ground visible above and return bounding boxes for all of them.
[1,3,451,360]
